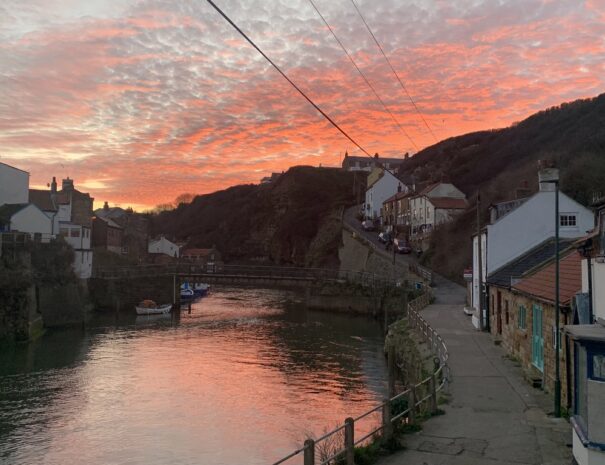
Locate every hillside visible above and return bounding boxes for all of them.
[401,92,605,281]
[150,166,365,267]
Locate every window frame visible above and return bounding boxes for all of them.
[518,304,527,330]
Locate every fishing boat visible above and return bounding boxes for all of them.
[180,288,195,300]
[135,300,172,315]
[193,283,210,297]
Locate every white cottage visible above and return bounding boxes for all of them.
[472,168,593,318]
[0,162,29,206]
[364,167,408,221]
[0,203,53,240]
[148,236,180,258]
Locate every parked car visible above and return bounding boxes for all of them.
[362,220,375,231]
[394,238,412,254]
[378,232,391,243]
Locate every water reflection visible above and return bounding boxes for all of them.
[0,287,388,465]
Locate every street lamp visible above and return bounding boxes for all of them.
[541,167,561,418]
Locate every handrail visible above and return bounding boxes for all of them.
[271,285,448,465]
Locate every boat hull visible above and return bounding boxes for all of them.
[135,304,172,315]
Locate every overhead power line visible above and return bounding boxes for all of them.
[306,0,418,152]
[204,0,373,158]
[349,0,438,144]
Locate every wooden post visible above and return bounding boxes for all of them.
[388,342,396,398]
[344,417,355,465]
[382,399,393,440]
[303,439,315,465]
[430,374,438,414]
[408,387,416,425]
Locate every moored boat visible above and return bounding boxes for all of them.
[180,288,195,300]
[193,283,210,297]
[135,300,172,315]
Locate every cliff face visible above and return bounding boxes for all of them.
[150,166,366,267]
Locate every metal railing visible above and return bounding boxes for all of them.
[272,286,448,465]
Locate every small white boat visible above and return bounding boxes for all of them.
[135,300,172,315]
[180,288,195,300]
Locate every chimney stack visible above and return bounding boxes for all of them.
[103,201,109,211]
[62,177,74,192]
[50,176,57,194]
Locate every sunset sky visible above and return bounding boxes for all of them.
[1,0,604,210]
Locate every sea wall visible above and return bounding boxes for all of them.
[88,276,174,312]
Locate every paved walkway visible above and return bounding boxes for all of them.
[342,209,573,464]
[378,273,573,465]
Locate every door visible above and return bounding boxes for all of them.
[532,304,544,371]
[497,291,502,334]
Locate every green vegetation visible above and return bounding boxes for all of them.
[150,166,365,267]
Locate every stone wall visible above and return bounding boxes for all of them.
[38,282,89,328]
[488,286,571,404]
[89,275,174,312]
[338,229,409,282]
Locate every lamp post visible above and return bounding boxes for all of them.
[541,167,561,418]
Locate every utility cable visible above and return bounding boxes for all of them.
[204,0,373,157]
[349,0,438,143]
[306,0,418,151]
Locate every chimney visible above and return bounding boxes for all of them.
[62,177,74,192]
[374,153,379,159]
[538,167,559,192]
[397,183,402,193]
[514,180,531,199]
[103,201,109,211]
[50,176,57,194]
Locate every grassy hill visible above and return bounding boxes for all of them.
[400,92,605,281]
[150,166,365,267]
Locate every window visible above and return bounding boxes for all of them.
[518,305,527,330]
[560,214,577,227]
[592,354,605,381]
[71,229,80,238]
[59,228,69,237]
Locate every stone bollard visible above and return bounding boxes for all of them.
[430,374,438,414]
[382,399,393,440]
[344,417,355,465]
[303,439,315,465]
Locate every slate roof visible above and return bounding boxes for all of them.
[29,189,57,212]
[428,197,467,209]
[486,238,575,288]
[95,207,127,220]
[95,215,122,229]
[513,250,582,306]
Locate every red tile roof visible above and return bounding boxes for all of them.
[182,248,213,257]
[428,197,467,209]
[512,250,582,305]
[383,191,411,204]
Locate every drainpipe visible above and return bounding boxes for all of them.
[587,255,594,323]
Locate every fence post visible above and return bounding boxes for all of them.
[408,387,416,425]
[303,439,315,465]
[345,417,355,465]
[388,342,396,398]
[382,399,393,440]
[430,374,438,414]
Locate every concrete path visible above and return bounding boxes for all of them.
[377,274,573,465]
[342,209,573,464]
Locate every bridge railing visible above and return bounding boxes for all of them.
[91,263,395,288]
[272,286,448,465]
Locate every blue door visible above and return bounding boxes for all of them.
[532,304,544,372]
